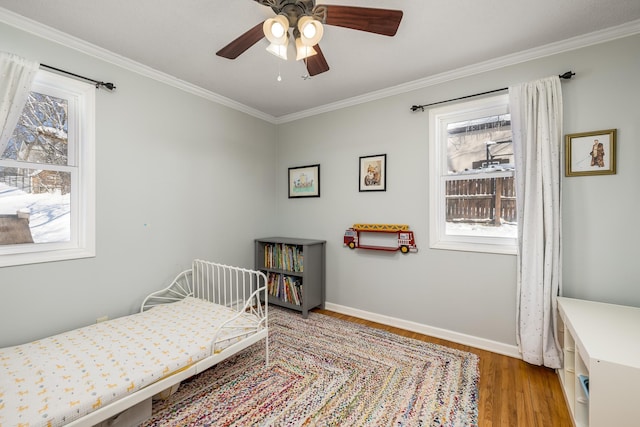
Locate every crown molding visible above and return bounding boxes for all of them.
[2,7,638,125]
[0,7,277,124]
[275,18,640,124]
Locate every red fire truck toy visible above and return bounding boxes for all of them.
[343,224,418,253]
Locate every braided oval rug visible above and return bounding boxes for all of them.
[143,307,479,427]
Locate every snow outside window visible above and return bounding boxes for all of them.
[0,70,95,266]
[428,94,517,254]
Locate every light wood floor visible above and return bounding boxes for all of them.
[314,308,573,427]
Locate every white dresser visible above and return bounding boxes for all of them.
[557,297,640,427]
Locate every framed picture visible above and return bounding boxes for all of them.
[288,164,320,198]
[565,129,616,176]
[359,154,386,192]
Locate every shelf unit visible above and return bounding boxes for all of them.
[255,237,326,318]
[557,297,640,427]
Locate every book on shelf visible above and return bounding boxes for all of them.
[263,243,304,272]
[266,272,302,306]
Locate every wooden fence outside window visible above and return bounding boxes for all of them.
[445,175,516,225]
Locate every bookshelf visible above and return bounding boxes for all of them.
[557,297,640,426]
[255,237,326,318]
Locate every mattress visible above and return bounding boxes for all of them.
[0,297,259,427]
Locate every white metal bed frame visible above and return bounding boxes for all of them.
[63,259,268,427]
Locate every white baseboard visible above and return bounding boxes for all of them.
[324,302,521,359]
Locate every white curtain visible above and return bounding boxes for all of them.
[509,76,563,368]
[0,52,39,154]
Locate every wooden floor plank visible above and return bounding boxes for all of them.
[313,308,573,426]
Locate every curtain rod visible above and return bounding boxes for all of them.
[410,71,575,112]
[40,63,116,91]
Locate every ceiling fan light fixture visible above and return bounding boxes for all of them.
[263,14,290,45]
[297,16,323,46]
[266,40,289,60]
[295,37,317,61]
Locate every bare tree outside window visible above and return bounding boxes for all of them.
[0,92,71,245]
[6,93,69,165]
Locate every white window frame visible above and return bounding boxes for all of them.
[428,94,516,255]
[0,70,95,267]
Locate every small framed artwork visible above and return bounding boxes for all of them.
[359,154,386,192]
[565,129,616,176]
[288,164,320,198]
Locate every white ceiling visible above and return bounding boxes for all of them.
[1,0,640,122]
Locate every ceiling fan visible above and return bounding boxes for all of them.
[216,0,403,76]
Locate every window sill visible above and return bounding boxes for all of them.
[0,247,95,268]
[430,240,517,255]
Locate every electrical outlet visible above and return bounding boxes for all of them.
[96,315,108,323]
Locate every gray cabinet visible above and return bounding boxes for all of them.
[255,237,326,318]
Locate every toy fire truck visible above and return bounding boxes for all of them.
[343,224,418,253]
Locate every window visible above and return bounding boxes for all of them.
[0,70,95,266]
[429,94,516,254]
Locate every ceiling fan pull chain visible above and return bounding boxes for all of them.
[301,57,310,80]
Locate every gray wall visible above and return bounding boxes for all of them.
[0,22,279,347]
[560,35,640,306]
[275,34,640,347]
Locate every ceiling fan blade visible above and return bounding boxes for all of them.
[216,22,265,59]
[305,44,330,76]
[316,5,403,36]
